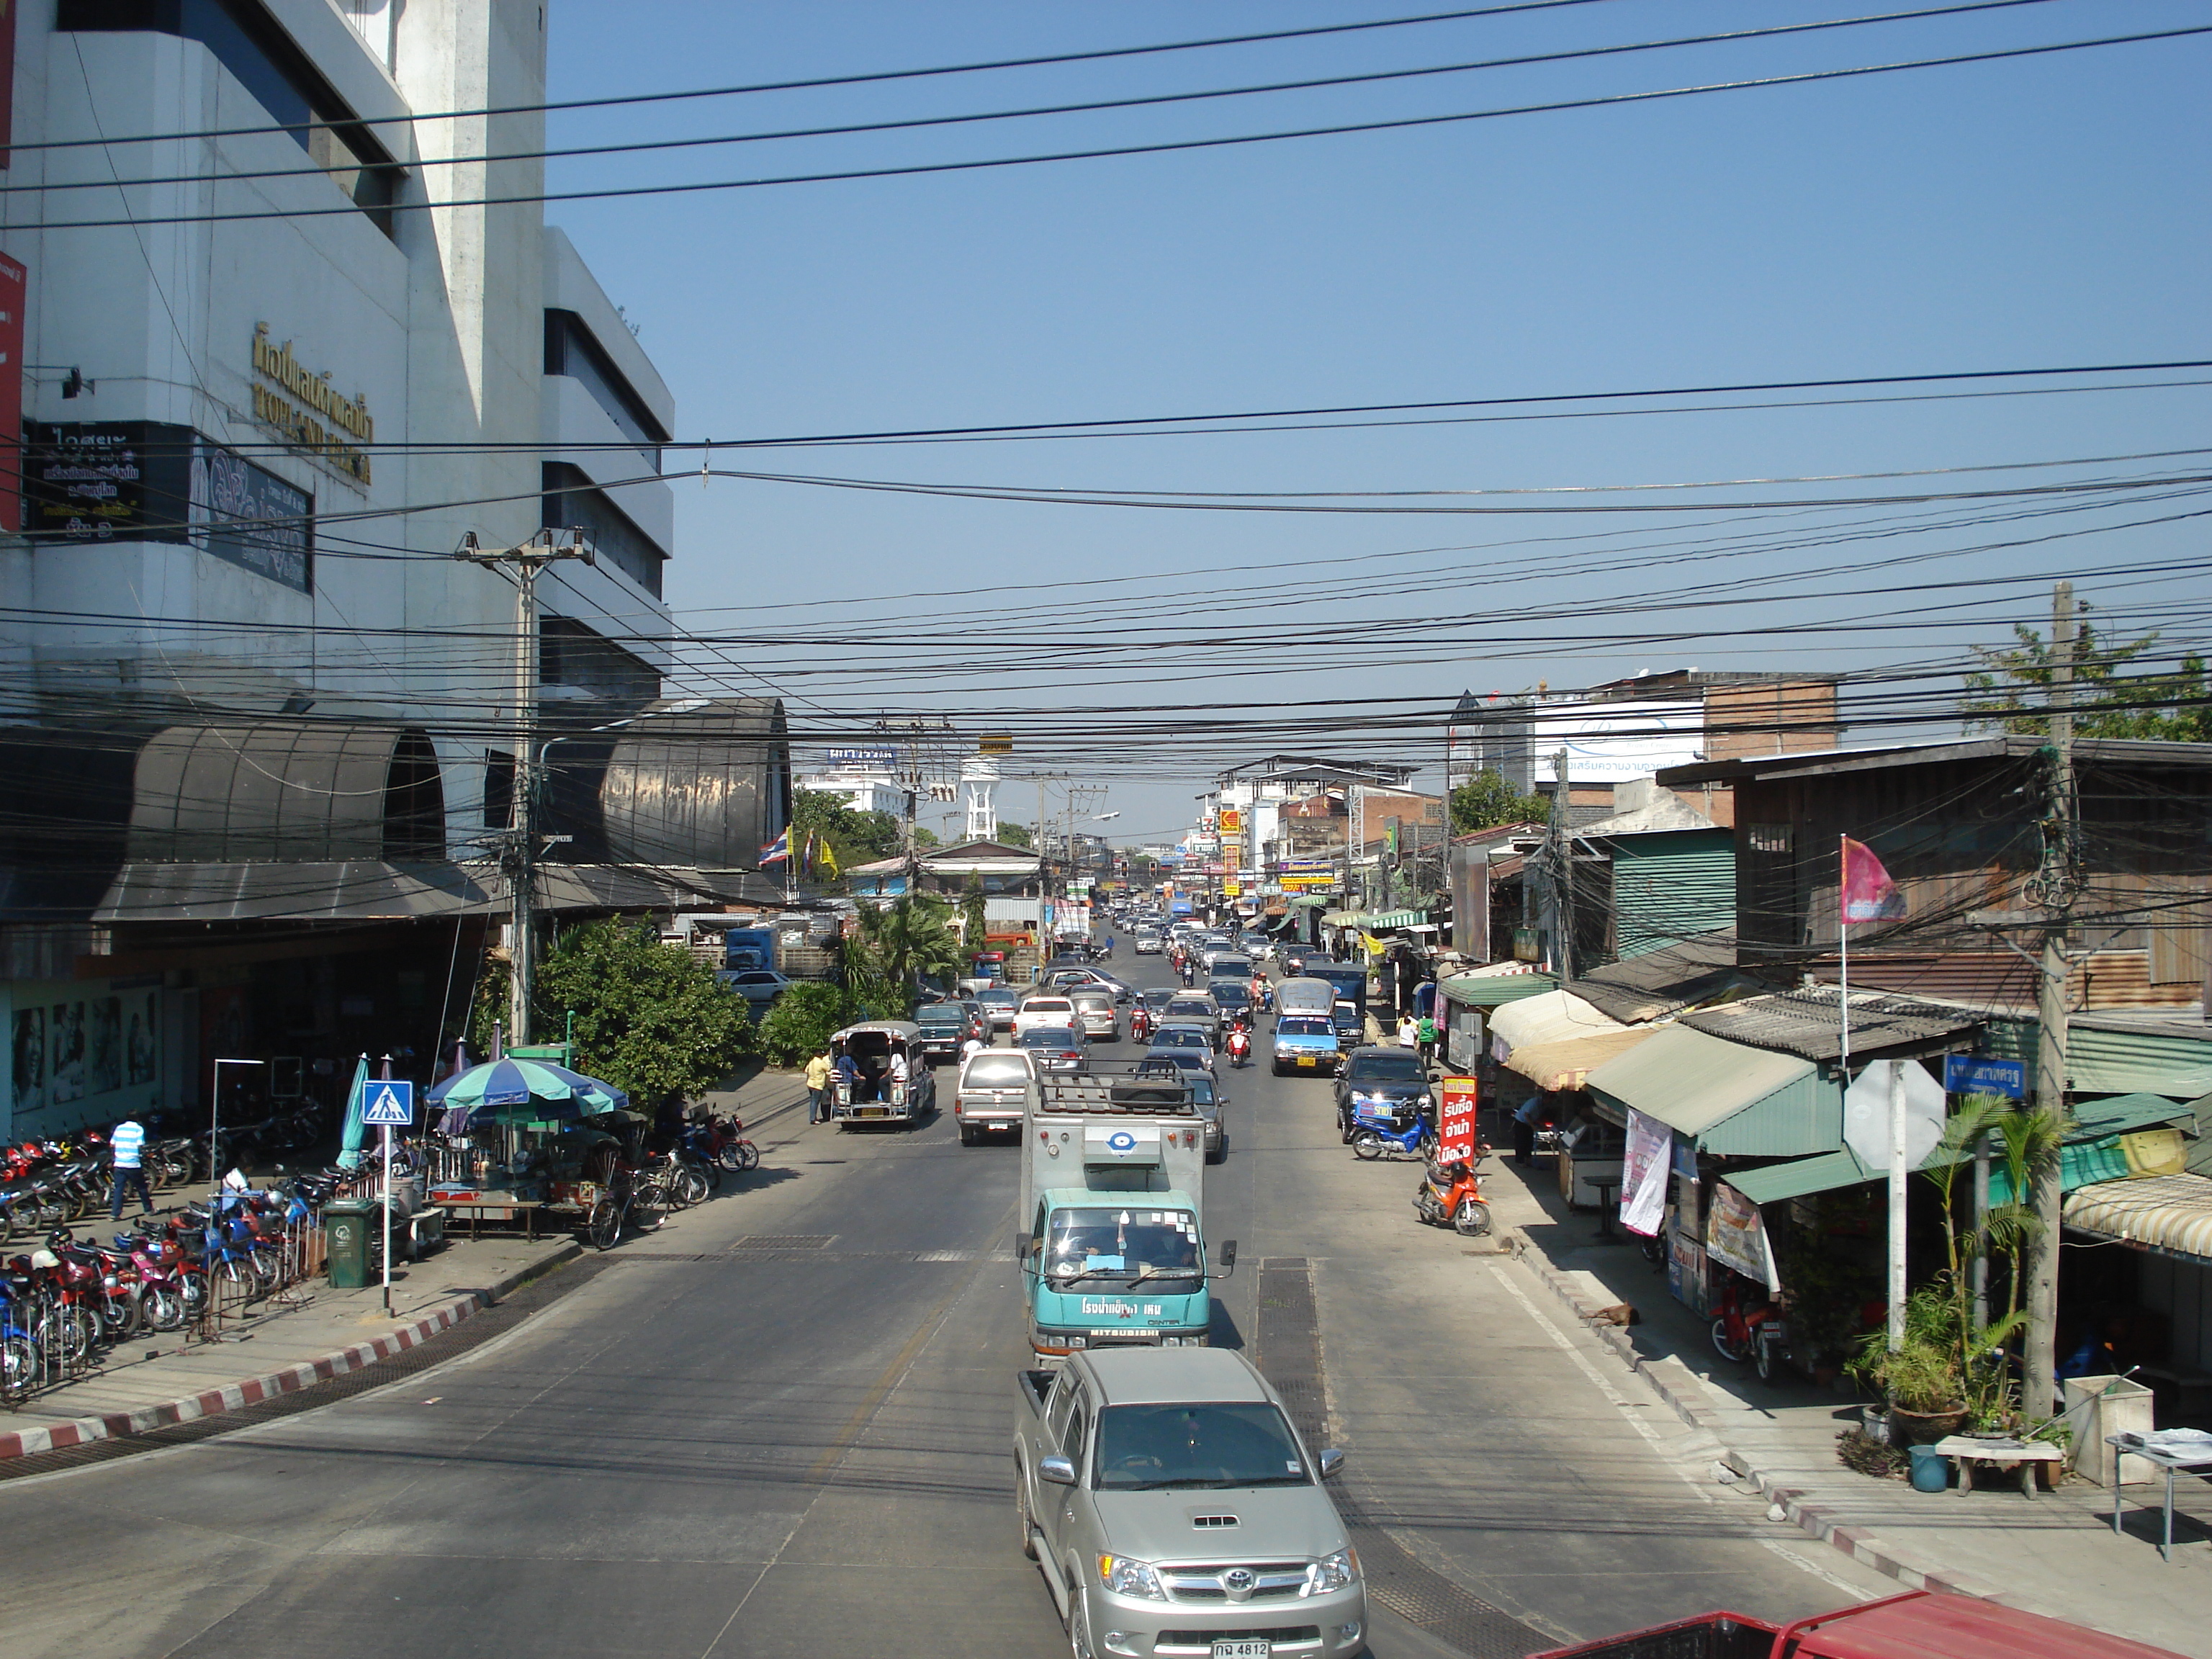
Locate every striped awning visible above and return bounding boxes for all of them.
[2064,1173,2212,1265]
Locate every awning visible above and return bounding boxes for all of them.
[2064,1173,2212,1265]
[1321,910,1359,927]
[1725,1148,1879,1206]
[1501,1027,1659,1092]
[1586,1025,1840,1157]
[1288,895,1331,908]
[1489,990,1628,1053]
[2070,1093,2195,1138]
[1363,909,1424,930]
[1439,963,1556,1010]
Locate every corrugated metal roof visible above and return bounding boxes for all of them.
[1982,1015,2212,1098]
[2064,1173,2212,1265]
[2071,1094,2195,1139]
[1725,1148,1876,1205]
[1439,964,1556,1008]
[1569,930,1738,1022]
[1681,986,1980,1062]
[1489,990,1627,1052]
[1585,1026,1842,1156]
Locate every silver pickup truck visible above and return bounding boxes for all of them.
[1014,1348,1367,1659]
[955,1048,1033,1146]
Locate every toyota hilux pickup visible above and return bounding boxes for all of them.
[1014,1347,1367,1659]
[955,1048,1035,1146]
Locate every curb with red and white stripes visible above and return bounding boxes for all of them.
[0,1241,582,1461]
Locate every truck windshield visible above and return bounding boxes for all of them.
[1277,1017,1332,1037]
[1094,1402,1309,1491]
[1045,1207,1201,1285]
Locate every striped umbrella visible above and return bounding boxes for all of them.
[424,1056,629,1132]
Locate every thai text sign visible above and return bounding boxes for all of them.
[1943,1055,2026,1098]
[1437,1076,1479,1164]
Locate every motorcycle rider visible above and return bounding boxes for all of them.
[1226,1024,1251,1067]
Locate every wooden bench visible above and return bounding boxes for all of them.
[1931,1435,2065,1498]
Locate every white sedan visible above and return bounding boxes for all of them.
[1133,933,1164,955]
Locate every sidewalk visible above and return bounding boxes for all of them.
[1488,1141,2211,1654]
[1,1066,814,1462]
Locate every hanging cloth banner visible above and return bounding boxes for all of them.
[1707,1181,1780,1292]
[1620,1107,1671,1238]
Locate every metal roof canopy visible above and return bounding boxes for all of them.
[1439,963,1555,1008]
[1680,986,1981,1064]
[1489,990,1629,1053]
[1503,1027,1658,1092]
[2064,1172,2212,1268]
[1568,930,1738,1022]
[1586,1025,1843,1157]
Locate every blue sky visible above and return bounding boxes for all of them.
[542,1,2210,842]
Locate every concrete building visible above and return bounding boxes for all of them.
[0,3,783,1141]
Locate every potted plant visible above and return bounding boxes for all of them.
[1847,1285,1969,1445]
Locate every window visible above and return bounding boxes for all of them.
[544,310,669,460]
[541,464,666,598]
[62,1,404,237]
[482,750,516,830]
[540,616,660,704]
[1094,1403,1308,1491]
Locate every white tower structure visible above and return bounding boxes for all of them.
[961,754,1002,842]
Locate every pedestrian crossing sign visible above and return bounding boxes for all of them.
[361,1081,415,1127]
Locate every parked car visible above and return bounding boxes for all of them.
[1332,1045,1432,1143]
[1017,1025,1089,1074]
[715,967,792,1011]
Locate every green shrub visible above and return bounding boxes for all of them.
[756,981,857,1067]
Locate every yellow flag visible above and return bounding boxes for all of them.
[820,839,840,879]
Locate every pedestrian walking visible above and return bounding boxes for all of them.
[1397,1013,1419,1050]
[1416,1012,1437,1068]
[804,1048,834,1123]
[109,1112,153,1219]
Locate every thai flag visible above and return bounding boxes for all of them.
[760,827,791,867]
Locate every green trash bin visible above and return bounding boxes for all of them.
[324,1197,377,1289]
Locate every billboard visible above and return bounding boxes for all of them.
[1218,808,1243,834]
[1531,699,1703,783]
[825,746,897,767]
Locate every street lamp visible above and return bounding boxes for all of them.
[210,1057,265,1203]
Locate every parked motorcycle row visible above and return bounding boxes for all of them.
[1,1171,333,1405]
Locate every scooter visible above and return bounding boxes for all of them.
[1226,1028,1251,1069]
[1413,1153,1492,1236]
[1710,1273,1789,1382]
[1348,1101,1434,1162]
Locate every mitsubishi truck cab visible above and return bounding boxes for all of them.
[1013,1348,1366,1659]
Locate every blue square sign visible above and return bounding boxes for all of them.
[361,1079,415,1126]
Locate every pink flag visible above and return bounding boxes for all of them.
[1840,836,1905,925]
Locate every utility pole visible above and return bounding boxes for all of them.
[1545,748,1571,976]
[454,529,593,1047]
[2024,581,2078,1416]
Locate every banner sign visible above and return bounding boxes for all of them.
[1279,874,1337,891]
[1218,808,1242,834]
[1707,1181,1778,1290]
[1438,1076,1480,1164]
[1943,1054,2026,1098]
[1620,1107,1671,1237]
[825,746,896,765]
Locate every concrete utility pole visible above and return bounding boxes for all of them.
[1547,748,1572,977]
[454,529,593,1046]
[2024,581,2078,1416]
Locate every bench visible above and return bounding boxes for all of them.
[1930,1435,2065,1498]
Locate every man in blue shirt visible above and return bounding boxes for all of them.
[109,1114,153,1219]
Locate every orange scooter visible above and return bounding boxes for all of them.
[1413,1145,1492,1236]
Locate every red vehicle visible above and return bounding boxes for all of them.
[1529,1590,2185,1659]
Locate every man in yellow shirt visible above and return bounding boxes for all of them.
[804,1049,834,1123]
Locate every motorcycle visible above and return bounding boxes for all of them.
[1226,1028,1251,1069]
[1348,1100,1434,1162]
[1710,1272,1789,1382]
[1413,1153,1492,1236]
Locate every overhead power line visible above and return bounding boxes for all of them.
[19,24,2205,231]
[1,0,1624,156]
[9,1,2069,197]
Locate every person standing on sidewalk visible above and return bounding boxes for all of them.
[804,1048,834,1123]
[1416,1012,1437,1069]
[109,1112,153,1219]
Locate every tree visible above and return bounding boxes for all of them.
[853,894,967,1012]
[912,824,941,849]
[755,981,860,1067]
[958,873,988,950]
[791,788,905,871]
[994,819,1034,848]
[1964,609,2212,741]
[1450,769,1549,835]
[526,920,752,1105]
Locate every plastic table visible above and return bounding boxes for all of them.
[2105,1434,2212,1560]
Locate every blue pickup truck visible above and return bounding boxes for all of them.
[1271,1013,1341,1076]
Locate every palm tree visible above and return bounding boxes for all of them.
[856,895,966,1012]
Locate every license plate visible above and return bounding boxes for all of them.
[1296,1056,1318,1067]
[1213,1642,1270,1658]
[857,1107,889,1118]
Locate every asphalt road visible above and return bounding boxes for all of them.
[0,953,1887,1659]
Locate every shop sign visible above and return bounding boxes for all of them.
[1279,874,1336,891]
[1221,881,1241,897]
[1668,1231,1709,1315]
[1218,808,1242,834]
[251,323,374,487]
[24,421,313,592]
[1438,1076,1479,1164]
[1943,1054,2025,1098]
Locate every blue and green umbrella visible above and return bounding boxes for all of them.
[425,1056,629,1133]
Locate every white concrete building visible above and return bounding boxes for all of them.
[1,0,675,833]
